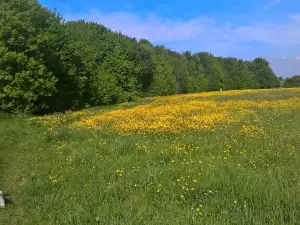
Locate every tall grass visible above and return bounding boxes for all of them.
[1,89,300,224]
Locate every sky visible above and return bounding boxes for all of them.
[39,0,300,77]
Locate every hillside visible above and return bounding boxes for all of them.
[1,88,300,224]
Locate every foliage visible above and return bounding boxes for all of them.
[149,54,176,96]
[0,0,281,114]
[247,58,280,89]
[0,0,89,114]
[90,70,122,105]
[282,75,300,88]
[208,59,225,91]
[183,52,208,93]
[0,52,56,113]
[218,58,258,90]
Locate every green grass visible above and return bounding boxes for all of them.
[1,89,300,224]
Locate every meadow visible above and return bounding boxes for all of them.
[1,88,300,225]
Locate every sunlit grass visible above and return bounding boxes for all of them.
[1,88,300,224]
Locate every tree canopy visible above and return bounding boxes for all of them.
[0,0,282,114]
[282,75,300,88]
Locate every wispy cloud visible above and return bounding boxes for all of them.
[64,9,300,77]
[66,10,300,45]
[263,0,282,11]
[66,10,213,42]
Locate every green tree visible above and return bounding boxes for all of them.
[66,21,140,102]
[0,51,56,113]
[156,46,185,93]
[90,70,122,105]
[102,47,137,93]
[149,54,176,96]
[0,0,89,113]
[282,75,300,88]
[134,40,155,93]
[208,59,225,91]
[187,75,208,93]
[183,53,208,93]
[248,58,280,89]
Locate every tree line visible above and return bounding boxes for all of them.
[282,75,300,88]
[0,0,281,114]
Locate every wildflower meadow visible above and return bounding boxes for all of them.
[1,88,300,224]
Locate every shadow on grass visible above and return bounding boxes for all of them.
[3,193,14,206]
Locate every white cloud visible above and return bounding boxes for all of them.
[66,10,300,46]
[66,10,214,42]
[230,14,300,44]
[64,9,300,77]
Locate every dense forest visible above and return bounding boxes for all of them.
[0,0,281,114]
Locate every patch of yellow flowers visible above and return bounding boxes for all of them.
[31,89,300,135]
[70,89,300,135]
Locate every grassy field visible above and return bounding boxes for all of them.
[1,88,300,225]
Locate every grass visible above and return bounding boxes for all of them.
[1,88,300,224]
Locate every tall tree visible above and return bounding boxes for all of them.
[248,58,280,89]
[196,52,215,77]
[134,40,155,93]
[156,46,185,93]
[183,53,208,93]
[0,0,88,113]
[149,54,176,96]
[65,21,140,103]
[208,59,225,91]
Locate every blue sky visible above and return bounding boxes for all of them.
[39,0,300,77]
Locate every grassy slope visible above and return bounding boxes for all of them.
[1,89,300,225]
